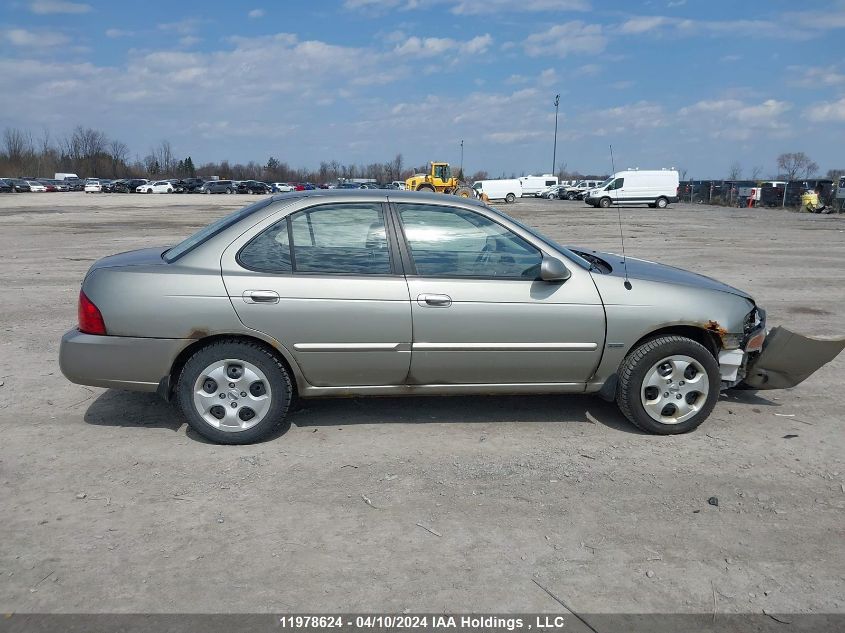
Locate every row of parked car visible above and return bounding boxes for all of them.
[1,176,407,195]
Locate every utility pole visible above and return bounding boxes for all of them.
[460,139,464,179]
[552,94,560,176]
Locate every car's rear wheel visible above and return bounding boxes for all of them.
[505,193,516,203]
[177,340,293,444]
[226,188,233,194]
[566,192,577,200]
[616,336,720,434]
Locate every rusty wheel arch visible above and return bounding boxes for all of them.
[160,333,300,402]
[630,325,722,359]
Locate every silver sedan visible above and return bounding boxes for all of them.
[59,190,845,443]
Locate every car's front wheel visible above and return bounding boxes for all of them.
[177,340,293,444]
[616,335,720,434]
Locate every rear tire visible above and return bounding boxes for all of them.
[616,336,720,435]
[416,184,435,193]
[656,197,668,208]
[505,193,516,203]
[177,340,293,444]
[566,192,577,200]
[454,185,474,198]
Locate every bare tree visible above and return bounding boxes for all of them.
[777,152,817,181]
[154,140,175,175]
[2,127,32,168]
[727,161,742,180]
[750,165,763,180]
[678,167,688,182]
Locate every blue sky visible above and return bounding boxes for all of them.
[1,0,844,177]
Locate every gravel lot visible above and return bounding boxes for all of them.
[0,192,843,615]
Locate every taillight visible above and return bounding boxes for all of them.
[78,290,107,335]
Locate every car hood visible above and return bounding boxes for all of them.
[570,247,753,300]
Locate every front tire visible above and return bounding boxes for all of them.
[177,340,293,444]
[505,192,516,203]
[616,336,720,435]
[655,197,668,209]
[599,197,612,208]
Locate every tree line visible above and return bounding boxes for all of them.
[1,125,840,185]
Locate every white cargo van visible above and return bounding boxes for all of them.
[518,174,558,196]
[583,169,679,208]
[55,172,79,181]
[472,179,523,203]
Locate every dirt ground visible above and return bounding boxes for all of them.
[0,192,843,615]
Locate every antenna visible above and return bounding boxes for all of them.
[610,145,632,290]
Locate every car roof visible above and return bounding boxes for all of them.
[268,188,490,209]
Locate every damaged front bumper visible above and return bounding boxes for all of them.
[742,326,845,389]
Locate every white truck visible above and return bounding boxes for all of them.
[518,174,558,196]
[472,179,523,203]
[55,172,79,181]
[583,169,680,208]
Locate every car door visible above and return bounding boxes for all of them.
[221,200,412,387]
[391,201,605,386]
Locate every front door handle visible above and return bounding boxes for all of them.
[243,290,280,304]
[417,293,452,308]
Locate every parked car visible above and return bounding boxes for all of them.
[84,179,103,193]
[35,179,57,192]
[49,179,70,192]
[173,178,205,193]
[137,180,174,194]
[536,184,566,199]
[584,170,680,208]
[560,180,603,200]
[122,178,148,193]
[271,183,294,193]
[0,178,13,193]
[200,180,236,194]
[472,179,522,203]
[237,180,272,195]
[10,179,32,192]
[65,178,85,191]
[59,190,844,444]
[28,180,48,192]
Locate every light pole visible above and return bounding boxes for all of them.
[552,94,560,176]
[460,139,464,180]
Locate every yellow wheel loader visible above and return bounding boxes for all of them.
[405,162,475,198]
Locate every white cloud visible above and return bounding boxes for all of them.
[787,65,845,87]
[29,0,91,14]
[248,8,265,18]
[804,97,845,122]
[344,0,590,14]
[523,22,606,57]
[105,28,133,39]
[157,19,204,35]
[678,98,792,139]
[617,15,812,40]
[3,28,69,47]
[393,33,492,57]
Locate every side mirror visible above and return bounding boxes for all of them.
[540,256,571,282]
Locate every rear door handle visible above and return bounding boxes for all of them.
[417,293,452,308]
[243,290,280,304]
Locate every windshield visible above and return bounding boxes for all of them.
[163,197,276,262]
[599,178,613,188]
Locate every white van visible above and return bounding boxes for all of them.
[583,169,680,208]
[518,174,558,196]
[55,172,79,181]
[472,179,523,203]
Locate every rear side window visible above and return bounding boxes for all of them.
[238,203,392,275]
[164,198,274,262]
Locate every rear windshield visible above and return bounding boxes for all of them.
[163,198,276,262]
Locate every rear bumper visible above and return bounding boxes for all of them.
[59,329,190,392]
